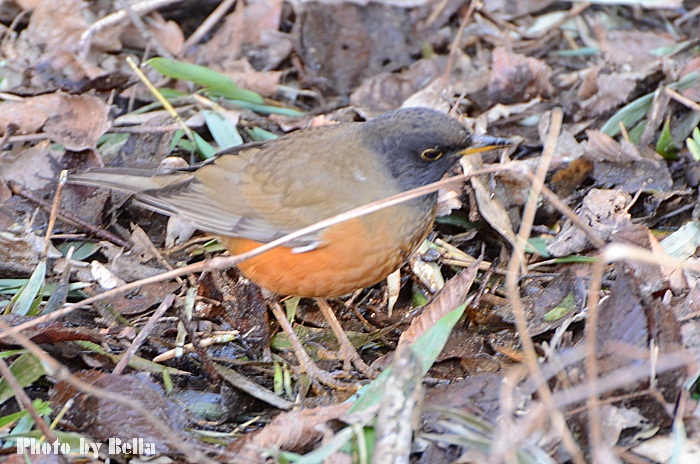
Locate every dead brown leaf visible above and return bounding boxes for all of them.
[221,59,282,97]
[350,58,443,112]
[488,46,553,104]
[0,313,102,346]
[22,0,123,53]
[296,2,418,94]
[101,281,181,316]
[51,371,190,454]
[598,30,674,68]
[461,154,520,250]
[0,94,111,150]
[398,263,479,347]
[195,0,288,71]
[230,402,353,459]
[584,131,673,193]
[579,73,638,119]
[120,12,185,56]
[547,189,649,257]
[0,140,61,191]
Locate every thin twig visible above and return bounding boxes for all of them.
[44,170,68,256]
[182,0,237,52]
[113,294,175,375]
[664,86,700,113]
[440,1,479,91]
[502,108,586,464]
[585,260,606,461]
[116,0,173,59]
[9,181,131,248]
[0,356,58,444]
[78,0,182,59]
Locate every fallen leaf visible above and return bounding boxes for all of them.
[0,94,111,150]
[0,140,61,191]
[51,371,190,454]
[23,0,123,53]
[488,47,553,104]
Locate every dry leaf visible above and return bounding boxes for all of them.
[0,94,111,150]
[0,140,61,191]
[23,0,122,53]
[488,47,553,104]
[398,263,479,347]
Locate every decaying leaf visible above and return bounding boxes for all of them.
[0,94,111,150]
[488,47,553,105]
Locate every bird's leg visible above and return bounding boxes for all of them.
[315,298,378,379]
[269,301,358,391]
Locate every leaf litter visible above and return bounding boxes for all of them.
[1,1,700,463]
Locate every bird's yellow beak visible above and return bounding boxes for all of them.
[460,135,511,156]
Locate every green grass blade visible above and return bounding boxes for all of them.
[202,110,243,149]
[0,354,47,406]
[147,57,264,104]
[10,260,45,316]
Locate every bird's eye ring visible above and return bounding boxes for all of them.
[421,148,443,161]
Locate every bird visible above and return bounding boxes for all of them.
[71,107,508,388]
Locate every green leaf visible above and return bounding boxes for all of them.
[170,129,186,151]
[435,211,480,229]
[10,260,45,316]
[284,296,301,321]
[97,132,129,148]
[551,255,599,264]
[147,58,264,104]
[687,127,700,162]
[660,221,700,259]
[273,363,284,396]
[412,289,429,307]
[0,349,25,359]
[158,87,188,99]
[226,99,304,117]
[656,118,678,159]
[527,237,551,258]
[56,241,101,261]
[162,369,173,394]
[627,120,646,144]
[246,126,279,141]
[601,92,655,137]
[0,280,90,297]
[543,292,576,321]
[0,409,30,430]
[0,354,47,406]
[552,47,599,57]
[650,39,695,57]
[202,110,243,149]
[192,132,218,159]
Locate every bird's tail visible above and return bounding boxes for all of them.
[69,168,192,193]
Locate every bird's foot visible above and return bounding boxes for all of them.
[315,299,378,379]
[270,301,360,391]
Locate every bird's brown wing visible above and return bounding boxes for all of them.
[136,124,389,246]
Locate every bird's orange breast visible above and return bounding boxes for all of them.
[221,206,436,298]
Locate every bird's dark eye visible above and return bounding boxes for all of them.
[421,148,443,161]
